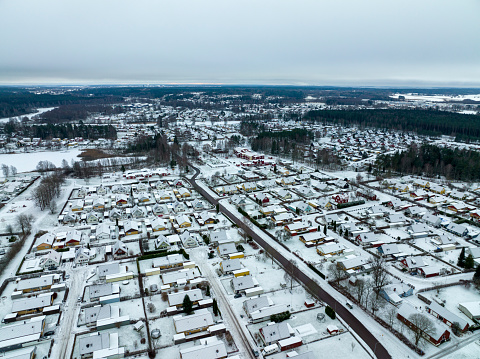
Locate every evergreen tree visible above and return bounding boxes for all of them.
[465,254,475,269]
[183,295,193,314]
[473,265,480,285]
[458,248,466,268]
[205,285,210,297]
[213,298,219,316]
[324,225,327,235]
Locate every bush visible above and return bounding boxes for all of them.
[270,311,291,323]
[140,338,146,344]
[9,236,17,243]
[325,306,336,319]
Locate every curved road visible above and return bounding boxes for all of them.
[187,163,392,359]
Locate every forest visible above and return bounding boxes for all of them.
[1,122,116,140]
[375,143,480,181]
[304,109,480,141]
[0,87,124,118]
[35,104,124,123]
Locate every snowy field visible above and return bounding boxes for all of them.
[0,149,82,172]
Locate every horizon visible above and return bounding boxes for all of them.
[1,0,479,87]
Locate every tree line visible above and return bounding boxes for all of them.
[0,87,123,119]
[375,143,480,181]
[304,109,480,142]
[2,122,117,140]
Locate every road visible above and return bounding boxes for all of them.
[54,266,88,359]
[191,249,257,359]
[187,163,392,359]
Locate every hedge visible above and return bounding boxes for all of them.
[325,306,336,319]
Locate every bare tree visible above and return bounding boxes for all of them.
[1,164,9,178]
[49,200,57,215]
[353,278,368,305]
[328,263,346,283]
[371,256,390,298]
[408,313,435,346]
[9,165,17,176]
[16,213,35,235]
[386,307,398,328]
[283,259,296,291]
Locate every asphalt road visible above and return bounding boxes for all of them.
[187,163,392,359]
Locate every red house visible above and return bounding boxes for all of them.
[398,304,450,346]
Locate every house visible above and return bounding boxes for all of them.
[458,301,480,320]
[271,212,295,226]
[79,332,124,359]
[179,336,226,359]
[378,244,400,257]
[155,234,171,251]
[178,187,191,198]
[96,223,111,241]
[11,292,53,315]
[113,240,128,258]
[296,186,316,198]
[379,281,413,305]
[241,182,257,192]
[255,192,270,205]
[152,203,166,216]
[317,243,344,256]
[151,218,167,232]
[397,303,450,346]
[86,211,101,224]
[355,232,377,246]
[288,201,313,214]
[0,316,46,352]
[168,289,203,308]
[220,258,241,274]
[130,205,145,219]
[180,231,197,248]
[427,301,469,332]
[124,220,139,235]
[422,213,442,227]
[260,322,294,346]
[109,208,123,220]
[217,242,237,257]
[40,250,61,269]
[62,212,77,224]
[92,197,105,211]
[16,275,54,294]
[115,194,128,207]
[243,296,271,317]
[285,221,311,236]
[401,256,426,273]
[279,177,295,186]
[88,283,120,301]
[174,308,214,335]
[71,199,84,212]
[418,266,441,278]
[176,214,192,228]
[250,304,288,323]
[230,194,247,206]
[277,189,292,200]
[34,232,55,251]
[75,247,91,265]
[96,185,107,195]
[406,224,430,238]
[337,256,369,271]
[445,223,468,237]
[199,211,216,225]
[231,275,256,293]
[191,199,205,210]
[97,263,120,279]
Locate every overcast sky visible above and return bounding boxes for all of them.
[1,0,479,86]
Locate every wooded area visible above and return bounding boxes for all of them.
[2,122,117,140]
[375,144,480,181]
[304,109,480,141]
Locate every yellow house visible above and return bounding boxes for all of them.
[233,269,250,277]
[176,215,192,228]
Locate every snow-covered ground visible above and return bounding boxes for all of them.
[0,149,82,172]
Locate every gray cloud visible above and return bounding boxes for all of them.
[1,0,479,86]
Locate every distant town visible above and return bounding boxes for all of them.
[0,86,480,359]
